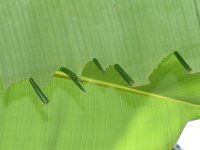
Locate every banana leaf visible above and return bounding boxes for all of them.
[0,0,200,87]
[0,55,200,149]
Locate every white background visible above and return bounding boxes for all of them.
[177,120,200,150]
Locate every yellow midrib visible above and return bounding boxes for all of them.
[54,71,200,108]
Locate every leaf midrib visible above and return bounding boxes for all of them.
[54,71,200,108]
